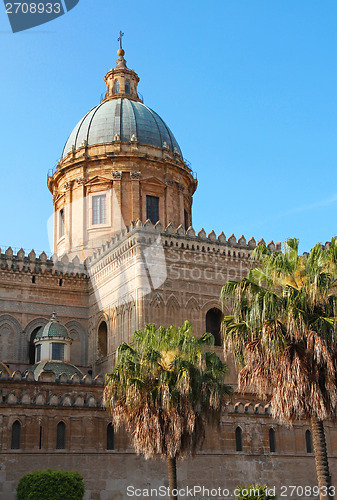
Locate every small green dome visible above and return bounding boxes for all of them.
[35,313,70,340]
[31,361,83,379]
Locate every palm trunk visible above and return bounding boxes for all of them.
[167,456,178,500]
[311,416,333,500]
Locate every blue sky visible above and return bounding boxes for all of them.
[1,1,337,254]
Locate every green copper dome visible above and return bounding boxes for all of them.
[62,98,182,159]
[62,50,182,159]
[35,313,70,340]
[30,361,83,379]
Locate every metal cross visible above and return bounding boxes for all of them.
[118,31,124,49]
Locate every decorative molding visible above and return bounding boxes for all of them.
[112,171,122,180]
[130,171,141,180]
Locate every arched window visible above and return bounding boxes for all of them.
[98,321,108,358]
[107,423,114,450]
[125,80,131,94]
[305,429,313,453]
[206,308,223,346]
[269,428,276,452]
[114,80,120,94]
[56,421,66,449]
[29,327,41,365]
[11,420,21,449]
[235,426,242,451]
[59,209,65,237]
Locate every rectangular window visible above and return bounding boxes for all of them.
[92,195,107,225]
[146,196,159,225]
[59,209,64,237]
[36,344,41,363]
[52,343,64,361]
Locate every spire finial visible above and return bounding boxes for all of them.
[118,30,124,50]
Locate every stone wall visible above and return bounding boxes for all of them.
[1,372,336,499]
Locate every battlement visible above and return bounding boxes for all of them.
[0,247,88,278]
[0,369,103,385]
[0,369,104,409]
[0,222,283,275]
[87,219,281,267]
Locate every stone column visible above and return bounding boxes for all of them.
[112,171,122,232]
[130,172,141,221]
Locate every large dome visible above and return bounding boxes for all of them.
[62,98,182,159]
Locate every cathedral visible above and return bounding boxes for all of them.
[0,46,336,499]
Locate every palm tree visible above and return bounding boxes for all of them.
[104,321,232,500]
[220,238,337,500]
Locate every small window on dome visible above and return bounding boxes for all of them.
[36,344,41,363]
[52,343,64,361]
[114,80,120,94]
[125,80,131,94]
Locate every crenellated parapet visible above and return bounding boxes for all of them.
[0,247,88,279]
[0,369,104,409]
[86,218,281,269]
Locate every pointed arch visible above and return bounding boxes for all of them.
[24,317,49,365]
[56,421,66,449]
[97,320,108,358]
[235,426,243,452]
[269,427,276,452]
[166,294,180,309]
[11,420,21,449]
[0,315,22,363]
[65,320,88,366]
[205,308,223,346]
[305,429,313,453]
[185,296,200,311]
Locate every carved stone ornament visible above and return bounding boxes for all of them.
[165,178,174,187]
[112,171,122,180]
[130,171,141,180]
[76,177,86,185]
[64,181,73,190]
[177,183,185,192]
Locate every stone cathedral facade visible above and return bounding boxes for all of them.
[0,48,337,499]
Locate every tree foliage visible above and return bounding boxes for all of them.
[235,484,276,500]
[220,237,337,423]
[104,321,232,460]
[16,469,85,500]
